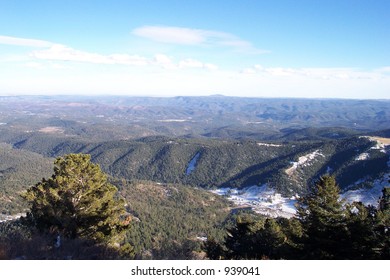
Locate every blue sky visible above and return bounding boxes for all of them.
[0,0,389,98]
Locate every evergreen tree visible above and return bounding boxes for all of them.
[296,175,350,259]
[253,218,287,259]
[215,215,298,260]
[23,154,130,244]
[375,187,390,258]
[274,217,304,259]
[379,187,390,213]
[346,202,378,259]
[223,214,265,259]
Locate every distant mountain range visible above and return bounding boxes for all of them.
[1,95,389,140]
[0,95,389,215]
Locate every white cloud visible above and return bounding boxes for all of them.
[179,58,203,68]
[30,44,217,71]
[266,67,298,77]
[178,58,218,70]
[0,34,225,73]
[24,61,70,70]
[0,35,53,48]
[240,65,389,81]
[254,65,264,70]
[133,26,205,45]
[151,55,218,70]
[204,63,218,71]
[375,67,390,75]
[2,64,389,99]
[24,62,45,69]
[31,44,149,66]
[108,53,149,66]
[132,25,268,54]
[32,44,109,63]
[241,68,256,74]
[153,54,176,69]
[4,36,388,99]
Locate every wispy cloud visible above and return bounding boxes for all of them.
[0,34,225,71]
[375,67,390,75]
[30,44,217,71]
[240,65,388,80]
[24,61,70,70]
[179,58,218,70]
[132,25,269,54]
[151,54,218,70]
[133,26,205,45]
[0,35,53,48]
[31,44,149,66]
[153,54,176,69]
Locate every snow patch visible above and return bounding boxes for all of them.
[186,152,200,175]
[0,213,25,223]
[196,236,208,242]
[342,173,390,206]
[212,185,297,218]
[355,152,370,161]
[285,150,324,175]
[345,139,390,204]
[362,136,390,153]
[158,119,187,122]
[213,174,389,218]
[38,126,64,134]
[257,143,282,147]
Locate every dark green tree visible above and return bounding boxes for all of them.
[375,187,390,258]
[272,217,304,259]
[253,218,287,259]
[23,154,130,244]
[346,202,378,259]
[223,214,265,259]
[379,187,390,213]
[204,238,226,260]
[214,215,298,260]
[296,175,350,259]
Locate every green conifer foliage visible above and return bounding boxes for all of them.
[253,218,287,259]
[376,187,390,258]
[23,154,129,244]
[296,175,349,259]
[223,215,264,259]
[346,202,378,259]
[379,187,390,213]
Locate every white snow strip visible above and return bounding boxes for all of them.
[158,119,187,122]
[355,152,370,161]
[0,213,25,223]
[257,143,282,147]
[186,152,200,175]
[285,150,324,175]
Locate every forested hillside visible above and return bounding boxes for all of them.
[0,143,52,215]
[118,180,231,259]
[1,133,388,200]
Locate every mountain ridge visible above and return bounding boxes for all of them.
[0,95,389,215]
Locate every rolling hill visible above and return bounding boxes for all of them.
[0,95,389,217]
